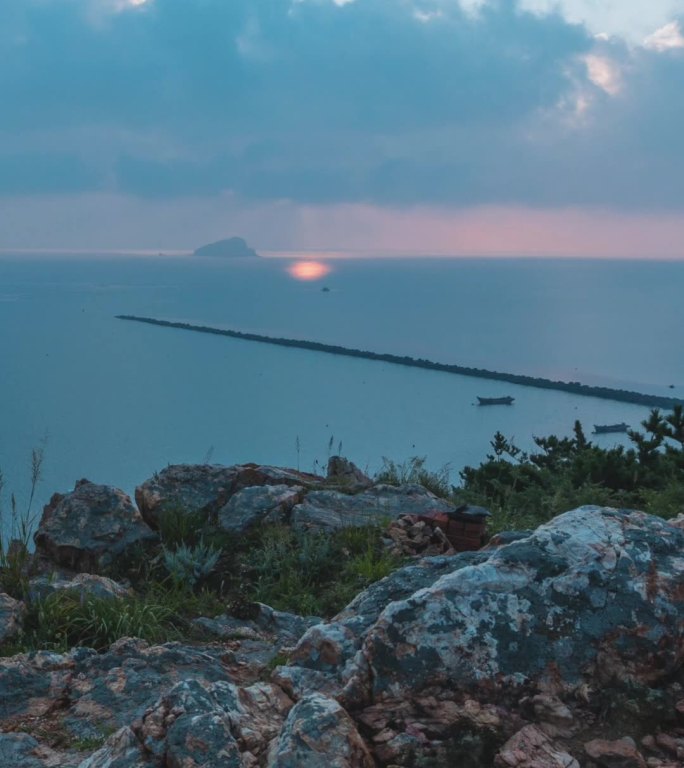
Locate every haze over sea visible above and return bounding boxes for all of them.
[1,252,683,534]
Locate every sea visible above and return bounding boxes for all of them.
[1,253,682,537]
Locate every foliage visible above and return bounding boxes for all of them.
[242,523,403,616]
[457,409,684,533]
[162,540,221,587]
[0,447,45,599]
[16,591,180,652]
[157,505,207,548]
[376,456,451,498]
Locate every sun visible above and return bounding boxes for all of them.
[287,260,332,281]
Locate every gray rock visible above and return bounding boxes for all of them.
[77,728,151,768]
[138,679,242,766]
[28,574,131,602]
[326,456,373,490]
[136,463,322,530]
[33,480,157,574]
[289,551,486,678]
[268,693,374,767]
[484,530,535,548]
[343,507,684,704]
[138,678,292,767]
[218,485,304,533]
[271,666,342,701]
[494,725,580,768]
[0,732,77,768]
[0,733,44,768]
[0,592,24,643]
[291,483,456,532]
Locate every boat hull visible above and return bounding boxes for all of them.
[593,423,629,434]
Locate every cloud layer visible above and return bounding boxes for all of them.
[0,0,683,236]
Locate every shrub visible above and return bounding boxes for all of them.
[163,540,221,588]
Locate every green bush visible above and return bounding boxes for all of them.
[457,410,684,534]
[163,540,221,587]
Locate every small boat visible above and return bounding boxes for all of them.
[593,423,629,434]
[477,396,515,406]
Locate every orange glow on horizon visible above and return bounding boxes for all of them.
[287,260,332,281]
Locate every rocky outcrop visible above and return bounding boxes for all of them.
[4,493,684,767]
[326,456,373,491]
[136,463,321,530]
[337,506,684,705]
[33,481,157,574]
[291,483,455,532]
[286,550,489,691]
[282,506,684,763]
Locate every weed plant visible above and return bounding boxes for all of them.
[0,447,45,598]
[376,456,451,498]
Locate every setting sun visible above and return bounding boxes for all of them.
[287,260,332,281]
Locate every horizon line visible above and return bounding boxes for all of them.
[1,247,684,262]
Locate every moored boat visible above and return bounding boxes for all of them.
[593,422,629,434]
[477,396,515,405]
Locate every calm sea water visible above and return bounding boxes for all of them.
[1,254,682,535]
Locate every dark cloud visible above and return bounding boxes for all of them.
[0,0,682,208]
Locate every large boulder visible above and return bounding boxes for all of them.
[283,507,684,763]
[290,484,456,532]
[339,507,684,705]
[287,550,489,688]
[33,480,157,574]
[136,463,321,530]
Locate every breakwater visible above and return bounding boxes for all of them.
[116,315,684,410]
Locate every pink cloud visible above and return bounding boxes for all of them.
[291,203,684,260]
[0,194,683,260]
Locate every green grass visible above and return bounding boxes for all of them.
[242,524,404,617]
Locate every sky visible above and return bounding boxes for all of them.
[0,0,683,256]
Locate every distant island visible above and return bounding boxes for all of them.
[193,237,259,259]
